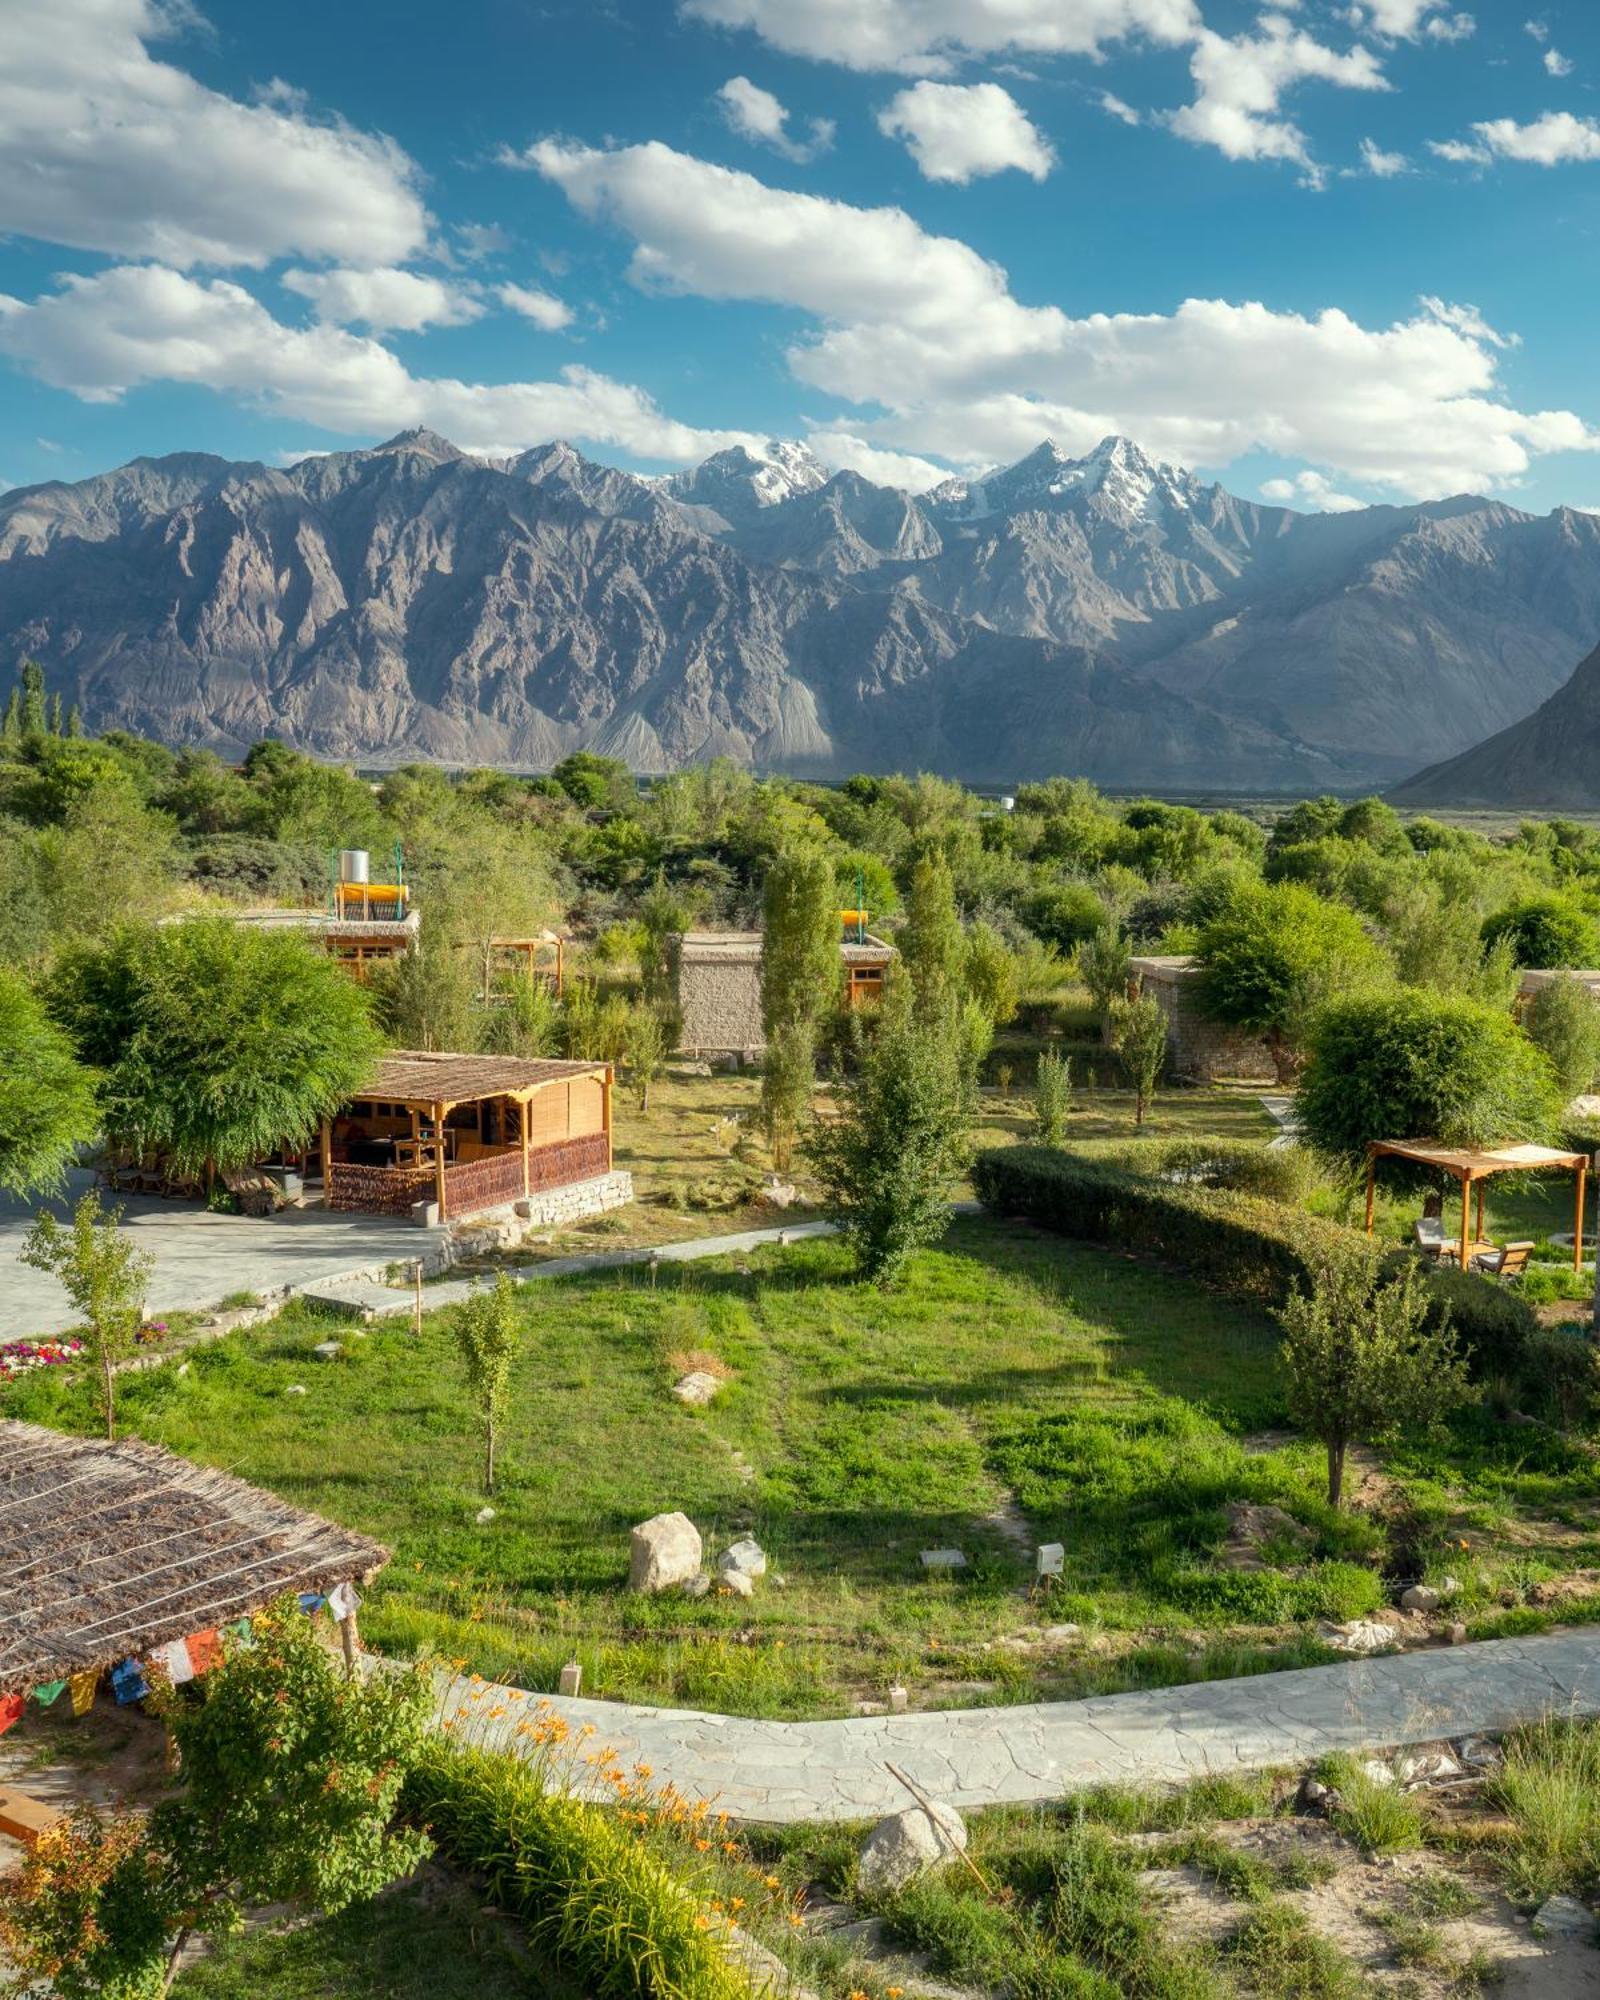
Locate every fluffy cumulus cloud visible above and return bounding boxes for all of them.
[1349,0,1473,38]
[281,267,482,333]
[1169,15,1388,182]
[527,139,1599,498]
[715,76,834,161]
[1354,135,1408,175]
[1261,468,1365,511]
[679,0,1200,75]
[496,282,575,331]
[0,0,428,268]
[1433,111,1600,166]
[0,264,758,460]
[876,80,1055,183]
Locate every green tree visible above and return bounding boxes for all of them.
[0,1806,174,2000]
[898,851,964,1024]
[1032,1047,1071,1146]
[549,751,636,811]
[1298,989,1563,1165]
[1023,882,1108,953]
[636,869,697,1007]
[22,1192,153,1440]
[1197,881,1389,1080]
[18,659,49,740]
[1482,895,1600,970]
[450,1272,524,1493]
[963,919,1019,1027]
[1109,989,1168,1127]
[806,995,969,1287]
[1077,927,1132,1019]
[1524,976,1600,1102]
[0,968,100,1196]
[369,907,478,1053]
[623,1001,668,1113]
[51,919,380,1179]
[1278,1245,1468,1506]
[760,847,839,1161]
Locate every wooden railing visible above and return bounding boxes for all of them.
[326,1161,434,1217]
[526,1132,610,1192]
[328,1133,611,1221]
[442,1151,525,1216]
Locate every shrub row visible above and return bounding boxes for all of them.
[402,1744,758,2000]
[1066,1134,1324,1206]
[972,1145,1536,1379]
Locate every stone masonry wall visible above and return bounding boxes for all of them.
[1131,957,1278,1083]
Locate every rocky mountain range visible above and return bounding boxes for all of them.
[1391,637,1600,810]
[3,426,1599,794]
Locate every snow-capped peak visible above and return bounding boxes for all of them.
[931,435,1202,524]
[664,439,830,517]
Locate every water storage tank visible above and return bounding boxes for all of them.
[339,850,370,885]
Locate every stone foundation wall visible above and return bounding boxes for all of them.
[448,1170,635,1254]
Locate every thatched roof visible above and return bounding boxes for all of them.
[0,1422,389,1697]
[362,1050,609,1107]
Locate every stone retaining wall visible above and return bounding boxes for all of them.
[1129,955,1278,1083]
[449,1170,635,1254]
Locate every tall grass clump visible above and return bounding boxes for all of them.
[1490,1715,1600,1904]
[1315,1754,1425,1856]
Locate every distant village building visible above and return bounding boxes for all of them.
[670,926,896,1063]
[197,849,419,982]
[1127,955,1276,1083]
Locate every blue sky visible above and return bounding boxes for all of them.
[2,0,1600,512]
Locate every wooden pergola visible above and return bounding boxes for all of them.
[1365,1139,1590,1273]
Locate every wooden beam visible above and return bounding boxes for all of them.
[603,1063,613,1172]
[319,1119,332,1205]
[1476,1181,1485,1245]
[1576,1159,1588,1278]
[1364,1153,1376,1236]
[1459,1173,1472,1273]
[521,1097,531,1200]
[433,1102,448,1221]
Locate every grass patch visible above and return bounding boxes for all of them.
[1223,1900,1360,1999]
[1489,1715,1600,1904]
[1316,1755,1427,1856]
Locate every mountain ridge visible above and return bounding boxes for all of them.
[1,429,1596,792]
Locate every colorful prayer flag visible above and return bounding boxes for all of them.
[0,1693,24,1737]
[327,1580,361,1623]
[185,1630,223,1677]
[32,1681,67,1708]
[69,1670,98,1716]
[110,1658,149,1705]
[151,1640,194,1686]
[298,1592,326,1615]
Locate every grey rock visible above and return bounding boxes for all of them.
[1457,1735,1503,1768]
[1448,1622,1469,1645]
[1319,1617,1400,1656]
[1360,1758,1395,1787]
[857,1801,969,1896]
[672,1370,721,1407]
[888,1685,908,1713]
[920,1549,968,1571]
[475,1505,496,1526]
[311,1340,343,1362]
[1532,1894,1595,1939]
[1396,1748,1463,1784]
[718,1536,767,1579]
[682,1574,712,1600]
[718,1568,756,1599]
[1401,1584,1441,1613]
[284,1383,307,1396]
[558,1661,582,1697]
[629,1512,703,1594]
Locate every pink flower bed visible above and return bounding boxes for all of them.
[0,1336,85,1381]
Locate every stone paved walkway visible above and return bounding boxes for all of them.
[432,1628,1600,1824]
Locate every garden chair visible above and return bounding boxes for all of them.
[1412,1215,1447,1260]
[1470,1241,1534,1283]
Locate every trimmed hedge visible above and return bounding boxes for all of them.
[1068,1135,1324,1206]
[972,1145,1535,1379]
[402,1744,758,2000]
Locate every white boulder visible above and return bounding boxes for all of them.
[718,1536,767,1579]
[672,1371,721,1407]
[718,1568,755,1599]
[857,1801,969,1896]
[629,1512,703,1593]
[1532,1895,1595,1939]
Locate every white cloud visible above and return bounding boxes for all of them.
[679,0,1200,76]
[527,138,1600,498]
[1434,111,1600,166]
[1261,469,1366,511]
[876,80,1055,183]
[1168,16,1388,184]
[1098,91,1143,126]
[803,429,952,489]
[282,267,482,333]
[0,264,759,462]
[1355,135,1408,176]
[1348,0,1473,37]
[0,0,428,268]
[496,282,575,331]
[715,76,834,162]
[453,221,514,264]
[1419,296,1515,348]
[1424,14,1476,43]
[1544,47,1574,77]
[1524,19,1549,41]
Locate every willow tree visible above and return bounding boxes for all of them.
[0,967,100,1196]
[50,918,381,1178]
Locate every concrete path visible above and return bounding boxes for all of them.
[0,1169,444,1336]
[433,1627,1600,1824]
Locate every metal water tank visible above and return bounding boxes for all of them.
[339,849,370,885]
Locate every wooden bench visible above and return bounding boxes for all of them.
[0,1787,62,1844]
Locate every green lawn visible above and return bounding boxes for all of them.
[171,1875,577,1999]
[10,1206,1600,1721]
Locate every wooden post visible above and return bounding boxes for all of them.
[1576,1158,1588,1277]
[319,1119,332,1205]
[602,1064,613,1172]
[521,1094,531,1198]
[1364,1152,1377,1236]
[1459,1173,1472,1272]
[433,1102,448,1222]
[339,1611,359,1679]
[413,1260,423,1337]
[1476,1181,1485,1246]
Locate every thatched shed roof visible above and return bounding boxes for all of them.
[0,1422,389,1697]
[361,1050,608,1108]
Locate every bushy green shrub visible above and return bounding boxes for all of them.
[1525,975,1600,1101]
[403,1744,758,2000]
[1072,1135,1327,1206]
[1482,896,1600,970]
[971,1146,1535,1379]
[1298,988,1562,1165]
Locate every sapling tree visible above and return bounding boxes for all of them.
[1077,927,1132,1022]
[22,1191,153,1440]
[1108,989,1167,1127]
[623,1001,668,1113]
[451,1272,523,1494]
[759,846,838,1163]
[1032,1047,1071,1146]
[1277,1246,1468,1508]
[806,992,970,1287]
[760,1019,814,1172]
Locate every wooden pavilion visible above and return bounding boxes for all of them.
[1365,1139,1590,1273]
[0,1421,387,1698]
[321,1050,613,1223]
